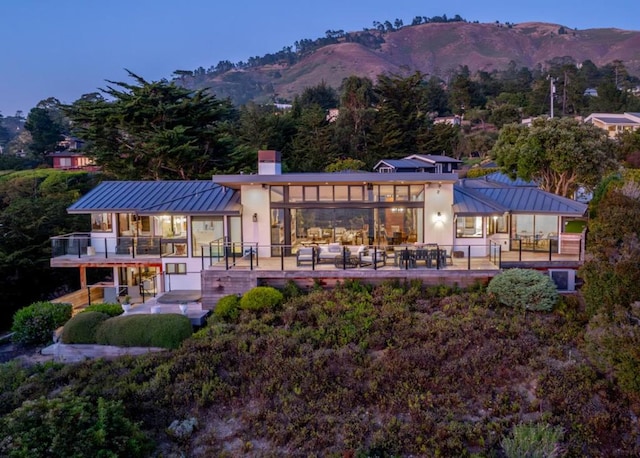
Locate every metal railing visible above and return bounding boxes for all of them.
[205,242,498,271]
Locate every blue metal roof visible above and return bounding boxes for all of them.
[67,181,240,215]
[453,187,508,215]
[466,186,586,215]
[479,172,537,187]
[455,173,587,215]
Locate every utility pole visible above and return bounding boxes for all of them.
[549,76,556,118]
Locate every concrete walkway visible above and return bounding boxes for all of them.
[127,295,210,326]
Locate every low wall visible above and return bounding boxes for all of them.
[202,269,496,309]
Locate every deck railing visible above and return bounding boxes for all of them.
[51,232,190,259]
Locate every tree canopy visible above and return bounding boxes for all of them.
[64,71,238,180]
[491,117,618,197]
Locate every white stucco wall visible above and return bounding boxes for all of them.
[424,183,454,247]
[239,185,272,258]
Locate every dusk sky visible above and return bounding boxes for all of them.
[1,0,639,116]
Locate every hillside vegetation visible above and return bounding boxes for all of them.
[1,281,639,456]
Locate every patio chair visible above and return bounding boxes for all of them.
[359,248,386,267]
[397,249,416,269]
[296,247,316,266]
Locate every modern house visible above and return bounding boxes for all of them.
[584,112,640,138]
[50,150,587,307]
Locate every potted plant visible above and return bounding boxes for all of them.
[121,295,132,314]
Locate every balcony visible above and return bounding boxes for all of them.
[50,233,189,266]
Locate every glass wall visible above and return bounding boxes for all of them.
[512,215,558,239]
[512,214,559,250]
[191,216,224,256]
[269,184,425,252]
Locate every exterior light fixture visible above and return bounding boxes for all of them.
[252,213,258,222]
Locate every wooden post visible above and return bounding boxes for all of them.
[79,266,87,288]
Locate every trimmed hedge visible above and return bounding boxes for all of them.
[95,314,192,349]
[83,303,124,317]
[487,268,559,312]
[61,311,110,344]
[214,294,240,321]
[11,302,72,346]
[240,286,283,311]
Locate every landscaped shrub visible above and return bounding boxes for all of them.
[61,311,110,344]
[0,392,153,457]
[214,294,240,321]
[239,286,283,312]
[501,422,564,458]
[95,314,192,349]
[487,269,558,311]
[11,301,72,346]
[281,280,304,300]
[83,302,124,317]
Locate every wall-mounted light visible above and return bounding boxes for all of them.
[437,183,442,194]
[252,213,258,222]
[434,211,444,223]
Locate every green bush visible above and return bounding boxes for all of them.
[239,286,283,312]
[487,269,558,312]
[11,301,72,346]
[83,302,124,317]
[0,392,153,457]
[96,314,192,349]
[214,294,241,321]
[501,422,564,458]
[61,311,110,344]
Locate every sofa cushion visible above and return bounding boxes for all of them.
[328,243,341,253]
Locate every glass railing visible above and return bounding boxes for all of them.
[50,233,189,259]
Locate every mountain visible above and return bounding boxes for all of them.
[183,21,640,105]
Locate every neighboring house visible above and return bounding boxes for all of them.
[374,154,462,174]
[433,115,462,126]
[49,151,99,171]
[584,112,640,138]
[48,136,100,171]
[51,151,587,307]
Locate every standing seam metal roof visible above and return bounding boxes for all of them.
[67,181,240,214]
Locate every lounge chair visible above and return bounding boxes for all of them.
[296,247,316,266]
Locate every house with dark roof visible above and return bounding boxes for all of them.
[51,151,587,307]
[374,154,462,174]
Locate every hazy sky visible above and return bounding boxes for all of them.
[1,0,638,116]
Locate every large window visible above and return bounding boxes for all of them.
[91,213,112,232]
[456,216,483,238]
[487,215,507,235]
[191,216,224,256]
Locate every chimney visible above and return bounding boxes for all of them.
[258,150,281,175]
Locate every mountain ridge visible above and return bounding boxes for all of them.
[183,21,640,105]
